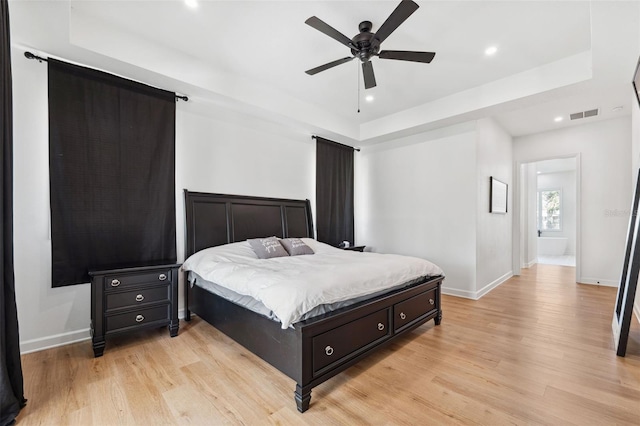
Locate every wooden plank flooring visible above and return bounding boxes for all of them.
[16,264,640,425]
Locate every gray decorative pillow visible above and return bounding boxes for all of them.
[247,236,289,259]
[280,238,315,256]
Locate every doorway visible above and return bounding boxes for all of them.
[515,155,580,278]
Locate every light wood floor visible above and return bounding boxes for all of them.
[17,264,640,425]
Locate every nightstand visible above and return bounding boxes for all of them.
[89,263,181,357]
[342,245,366,252]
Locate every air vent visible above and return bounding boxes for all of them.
[570,108,599,120]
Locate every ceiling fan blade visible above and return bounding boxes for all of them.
[379,50,436,63]
[305,16,354,49]
[305,57,355,75]
[374,0,419,44]
[362,61,377,89]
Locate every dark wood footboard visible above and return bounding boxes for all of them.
[186,274,443,412]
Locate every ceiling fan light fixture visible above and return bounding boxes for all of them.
[485,46,498,56]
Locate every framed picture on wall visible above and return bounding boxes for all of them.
[632,55,640,108]
[490,176,508,214]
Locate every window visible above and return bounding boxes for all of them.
[538,189,561,231]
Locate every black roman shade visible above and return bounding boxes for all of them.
[48,59,177,287]
[315,136,354,247]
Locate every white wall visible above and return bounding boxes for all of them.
[12,46,315,353]
[514,116,631,286]
[475,118,513,296]
[537,170,577,255]
[355,124,478,297]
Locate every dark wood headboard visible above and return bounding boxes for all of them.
[184,190,315,258]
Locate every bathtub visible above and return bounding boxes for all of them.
[537,237,568,256]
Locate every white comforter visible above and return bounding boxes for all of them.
[182,238,443,329]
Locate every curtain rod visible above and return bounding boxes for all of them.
[311,135,360,152]
[24,51,189,102]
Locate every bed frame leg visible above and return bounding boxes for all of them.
[184,274,191,322]
[294,384,311,412]
[435,310,442,325]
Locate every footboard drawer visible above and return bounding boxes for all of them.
[393,288,437,332]
[312,308,390,373]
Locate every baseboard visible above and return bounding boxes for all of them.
[441,272,513,300]
[524,259,536,268]
[578,277,618,287]
[20,328,91,355]
[20,308,188,355]
[476,271,513,299]
[441,287,477,299]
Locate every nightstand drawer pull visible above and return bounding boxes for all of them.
[135,294,144,302]
[325,345,334,356]
[399,312,406,320]
[158,274,167,281]
[429,298,434,305]
[377,322,385,331]
[135,314,145,323]
[111,279,120,287]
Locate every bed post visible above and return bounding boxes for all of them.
[294,384,312,413]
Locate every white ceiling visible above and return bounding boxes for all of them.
[8,1,640,146]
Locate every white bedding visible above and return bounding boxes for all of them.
[182,238,444,329]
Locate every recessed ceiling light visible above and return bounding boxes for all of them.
[365,95,374,102]
[613,106,624,112]
[185,0,198,8]
[554,116,563,122]
[485,46,498,56]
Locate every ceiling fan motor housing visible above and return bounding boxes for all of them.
[351,21,379,62]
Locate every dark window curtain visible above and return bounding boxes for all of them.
[1,0,27,424]
[316,137,354,247]
[48,59,176,287]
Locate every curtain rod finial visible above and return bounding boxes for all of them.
[24,51,46,62]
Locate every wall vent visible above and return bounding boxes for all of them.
[570,108,599,120]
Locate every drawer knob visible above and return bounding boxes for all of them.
[400,312,406,320]
[429,298,435,305]
[110,279,120,287]
[135,294,144,302]
[377,322,385,331]
[158,273,167,281]
[325,345,334,356]
[135,314,145,323]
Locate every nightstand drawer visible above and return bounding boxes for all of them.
[106,305,170,333]
[394,289,437,332]
[103,270,171,291]
[105,285,170,311]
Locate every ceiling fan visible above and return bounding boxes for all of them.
[305,0,435,90]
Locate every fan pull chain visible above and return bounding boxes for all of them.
[357,62,361,113]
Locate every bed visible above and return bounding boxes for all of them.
[182,190,444,412]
